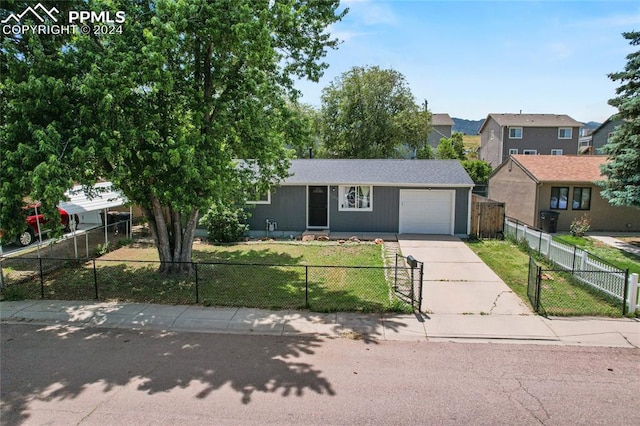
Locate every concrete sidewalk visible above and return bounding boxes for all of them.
[1,299,638,348]
[2,235,638,348]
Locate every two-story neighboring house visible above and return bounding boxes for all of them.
[579,115,624,155]
[478,113,582,167]
[427,113,455,147]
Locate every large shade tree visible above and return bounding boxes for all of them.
[599,31,640,208]
[1,0,346,271]
[320,66,431,158]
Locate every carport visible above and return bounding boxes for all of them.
[59,182,131,258]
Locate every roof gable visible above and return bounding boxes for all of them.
[284,159,474,186]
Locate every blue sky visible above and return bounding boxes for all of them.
[294,0,640,123]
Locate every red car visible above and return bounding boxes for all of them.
[17,205,76,247]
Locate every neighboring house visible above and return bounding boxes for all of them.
[478,113,583,167]
[488,155,640,232]
[579,115,624,155]
[427,113,455,147]
[245,159,474,237]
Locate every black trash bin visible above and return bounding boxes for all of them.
[540,210,560,233]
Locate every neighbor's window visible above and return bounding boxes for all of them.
[509,127,523,139]
[551,149,563,155]
[558,128,572,139]
[607,132,615,142]
[339,185,372,211]
[550,186,569,210]
[247,187,271,204]
[523,149,537,155]
[572,187,591,210]
[508,148,518,155]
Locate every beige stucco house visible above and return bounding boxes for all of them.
[488,155,640,232]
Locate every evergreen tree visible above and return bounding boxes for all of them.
[599,31,640,208]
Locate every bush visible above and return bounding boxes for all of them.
[570,214,591,237]
[200,205,248,243]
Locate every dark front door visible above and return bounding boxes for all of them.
[308,186,328,227]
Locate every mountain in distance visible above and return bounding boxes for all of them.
[452,118,484,135]
[451,118,602,135]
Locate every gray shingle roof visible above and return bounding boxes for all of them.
[284,159,474,186]
[432,113,454,126]
[485,113,583,129]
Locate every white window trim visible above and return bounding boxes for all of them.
[508,148,518,155]
[523,149,537,155]
[509,127,523,139]
[558,128,572,139]
[338,185,373,212]
[551,149,563,155]
[246,190,271,205]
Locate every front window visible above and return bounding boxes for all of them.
[523,149,537,155]
[339,185,372,211]
[247,187,271,204]
[509,127,522,139]
[508,149,518,155]
[572,187,591,210]
[551,149,563,155]
[558,128,572,139]
[550,187,569,210]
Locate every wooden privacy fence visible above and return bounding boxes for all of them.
[470,194,505,238]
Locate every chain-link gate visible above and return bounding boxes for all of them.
[393,253,423,311]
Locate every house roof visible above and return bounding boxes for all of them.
[479,113,583,133]
[432,113,454,126]
[505,155,608,183]
[284,159,474,187]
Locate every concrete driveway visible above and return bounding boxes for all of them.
[397,235,531,315]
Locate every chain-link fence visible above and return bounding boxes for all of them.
[527,256,629,316]
[1,256,418,313]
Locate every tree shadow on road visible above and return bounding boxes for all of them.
[0,323,335,424]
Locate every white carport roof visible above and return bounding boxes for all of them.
[59,182,128,215]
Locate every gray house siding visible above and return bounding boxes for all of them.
[502,126,579,161]
[591,120,621,154]
[246,186,306,233]
[427,125,453,147]
[247,185,469,235]
[479,117,503,167]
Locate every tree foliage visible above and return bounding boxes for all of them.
[599,31,640,208]
[319,66,431,158]
[435,132,465,160]
[1,0,345,269]
[461,160,492,184]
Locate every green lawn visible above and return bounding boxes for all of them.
[553,235,640,276]
[3,241,410,313]
[466,239,625,317]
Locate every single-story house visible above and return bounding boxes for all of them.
[488,155,640,232]
[245,159,475,237]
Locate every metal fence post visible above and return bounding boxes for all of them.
[194,262,199,304]
[39,257,44,298]
[622,268,629,315]
[305,266,309,309]
[92,258,99,300]
[394,253,398,291]
[536,265,542,313]
[418,261,424,312]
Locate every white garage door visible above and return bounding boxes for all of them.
[399,190,455,234]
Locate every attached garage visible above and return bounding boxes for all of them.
[399,190,455,234]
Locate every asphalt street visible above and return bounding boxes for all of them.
[2,323,639,425]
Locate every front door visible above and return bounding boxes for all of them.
[308,186,328,228]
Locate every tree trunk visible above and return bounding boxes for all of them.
[146,196,199,274]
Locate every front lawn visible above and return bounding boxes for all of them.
[553,235,640,276]
[4,241,410,313]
